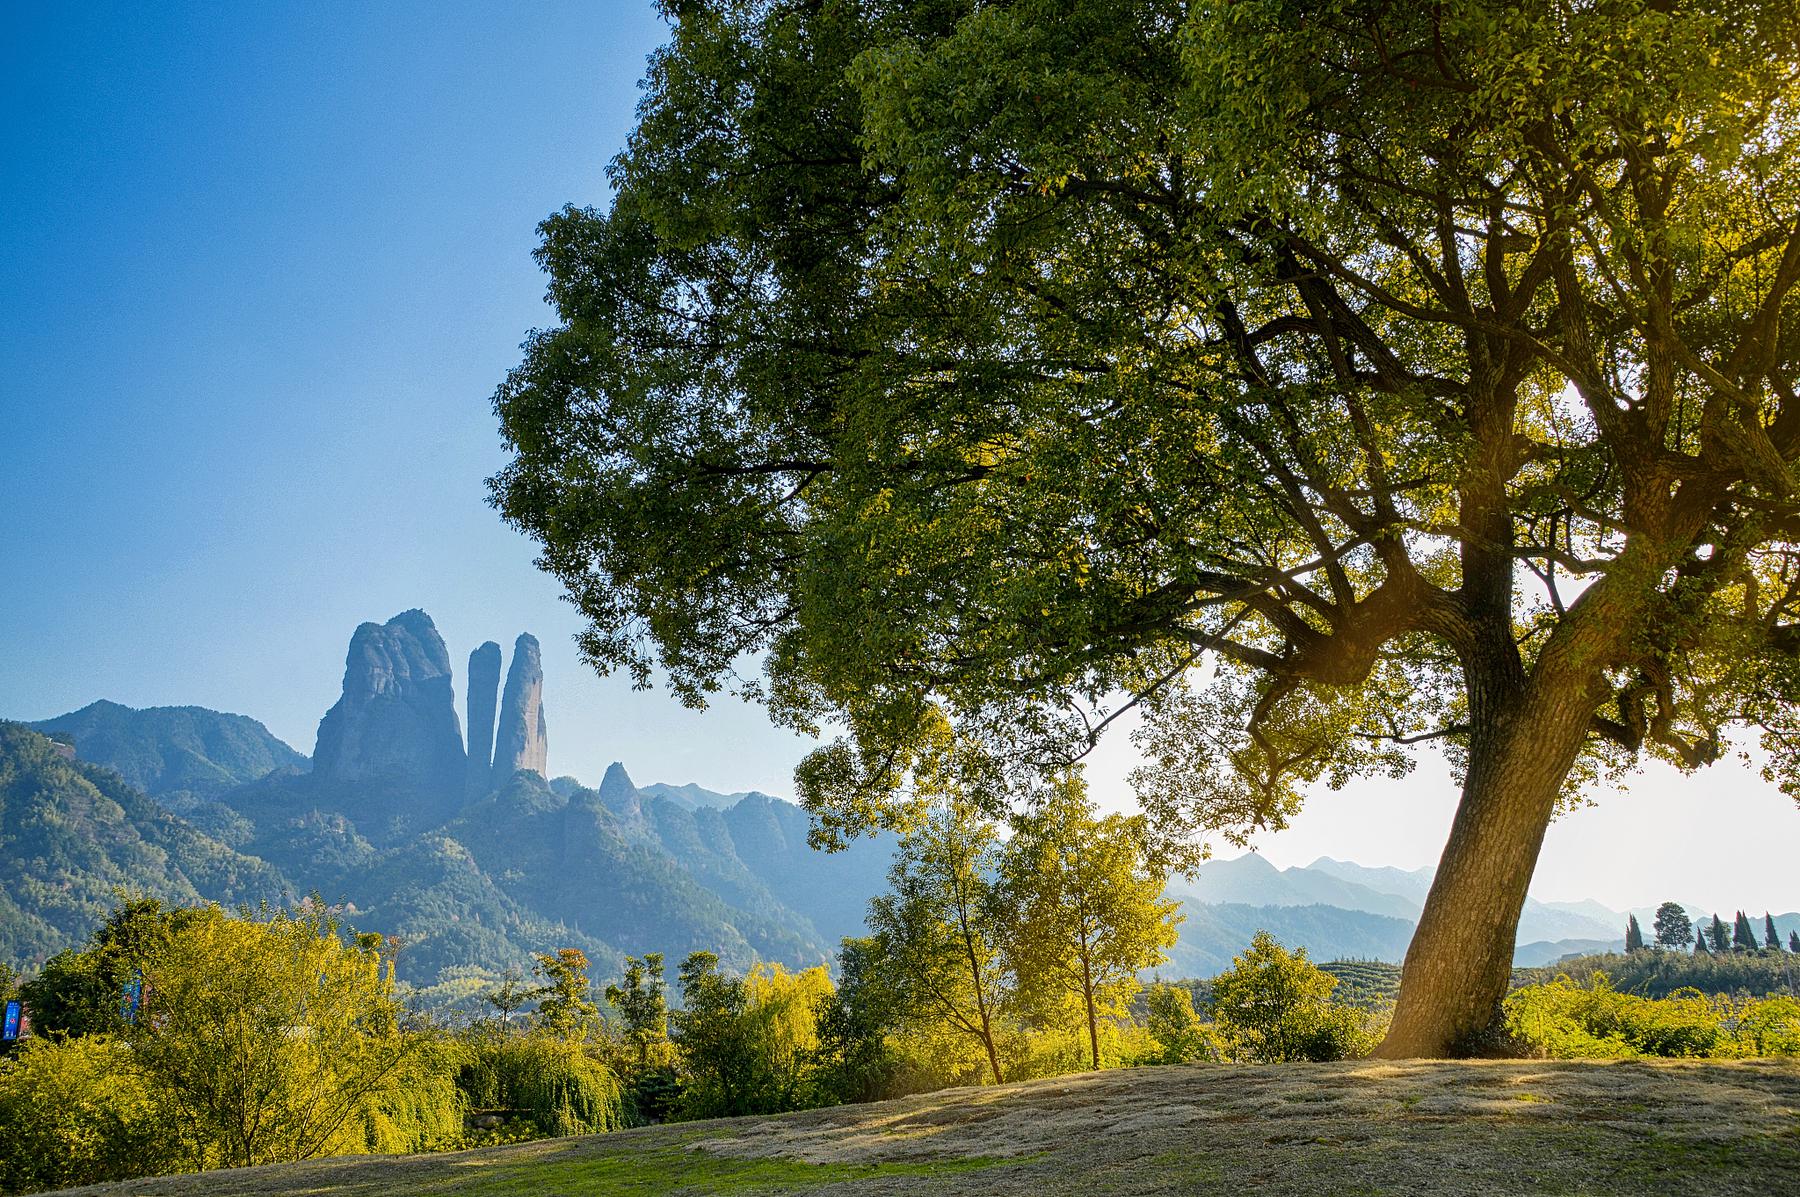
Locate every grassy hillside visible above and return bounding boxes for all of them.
[54,1060,1800,1197]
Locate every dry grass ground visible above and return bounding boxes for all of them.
[57,1060,1800,1197]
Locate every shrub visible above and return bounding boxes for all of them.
[457,1033,625,1137]
[1504,973,1800,1058]
[1143,982,1223,1064]
[0,1036,180,1192]
[1208,932,1377,1062]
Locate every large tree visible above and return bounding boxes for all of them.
[1652,902,1692,951]
[492,0,1800,1055]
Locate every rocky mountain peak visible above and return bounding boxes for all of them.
[598,760,641,819]
[312,609,465,794]
[492,632,547,782]
[465,641,502,795]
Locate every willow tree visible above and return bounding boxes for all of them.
[493,0,1800,1056]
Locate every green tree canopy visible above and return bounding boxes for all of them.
[532,949,600,1039]
[605,953,674,1069]
[492,0,1800,1056]
[1733,911,1759,952]
[1653,902,1693,951]
[1208,932,1372,1062]
[1000,771,1181,1069]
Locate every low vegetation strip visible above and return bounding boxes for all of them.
[55,1060,1800,1197]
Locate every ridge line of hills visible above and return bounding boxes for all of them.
[8,608,1790,996]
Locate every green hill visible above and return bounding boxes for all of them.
[0,722,290,964]
[29,700,307,810]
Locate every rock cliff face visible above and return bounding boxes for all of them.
[492,633,547,781]
[465,641,502,795]
[312,610,465,794]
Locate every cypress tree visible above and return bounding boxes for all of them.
[1732,911,1757,952]
[1709,915,1730,953]
[1764,913,1780,951]
[1790,930,1799,953]
[1624,915,1645,954]
[1695,928,1709,954]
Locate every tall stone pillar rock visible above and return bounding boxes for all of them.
[465,641,502,796]
[312,609,466,795]
[493,632,548,782]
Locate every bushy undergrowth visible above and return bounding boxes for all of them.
[458,1033,625,1137]
[1512,951,1800,1000]
[1504,973,1800,1058]
[0,1037,177,1193]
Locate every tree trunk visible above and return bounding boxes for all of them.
[1079,949,1100,1070]
[979,1013,1005,1085]
[1376,684,1597,1058]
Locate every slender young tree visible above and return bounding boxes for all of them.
[1000,771,1182,1070]
[1790,930,1799,953]
[605,953,673,1069]
[1709,915,1731,954]
[484,967,534,1033]
[492,0,1800,1057]
[1653,903,1693,952]
[1695,927,1709,955]
[1765,913,1781,951]
[1624,915,1646,954]
[533,949,599,1038]
[865,753,1014,1084]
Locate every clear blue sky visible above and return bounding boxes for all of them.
[2,2,1794,913]
[0,0,814,796]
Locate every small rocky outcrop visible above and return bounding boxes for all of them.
[312,609,466,794]
[492,633,547,781]
[598,761,642,821]
[465,641,502,795]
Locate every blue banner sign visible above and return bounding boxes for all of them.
[121,970,144,1025]
[2,1000,20,1040]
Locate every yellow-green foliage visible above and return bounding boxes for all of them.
[359,1040,467,1155]
[126,905,420,1168]
[1209,933,1380,1063]
[1505,974,1800,1059]
[0,1036,179,1192]
[1009,1016,1163,1079]
[742,962,834,1105]
[457,1033,625,1137]
[1143,983,1224,1064]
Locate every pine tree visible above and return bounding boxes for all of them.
[1624,915,1645,954]
[1764,913,1780,951]
[1695,928,1709,954]
[1733,911,1757,953]
[1790,930,1799,954]
[1652,902,1692,951]
[1709,915,1730,953]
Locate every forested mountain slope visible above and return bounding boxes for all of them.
[28,700,307,810]
[0,722,288,963]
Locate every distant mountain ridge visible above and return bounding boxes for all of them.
[11,606,1783,989]
[1175,851,1642,950]
[28,700,307,810]
[639,781,786,811]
